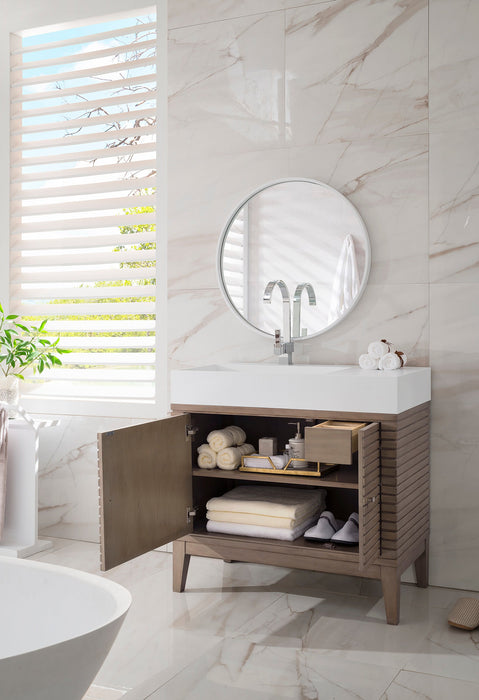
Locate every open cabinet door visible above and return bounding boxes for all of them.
[358,422,381,571]
[99,414,193,570]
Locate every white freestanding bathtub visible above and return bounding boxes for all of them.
[0,557,131,700]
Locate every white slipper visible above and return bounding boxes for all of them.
[330,512,359,546]
[304,511,344,543]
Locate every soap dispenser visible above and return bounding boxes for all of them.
[288,422,305,460]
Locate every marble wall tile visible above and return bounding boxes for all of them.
[428,284,479,588]
[169,12,285,160]
[168,288,273,369]
[429,0,479,133]
[429,130,479,284]
[38,415,143,543]
[168,0,328,30]
[285,0,428,146]
[301,282,429,366]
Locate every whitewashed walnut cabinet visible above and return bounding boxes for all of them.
[98,398,430,625]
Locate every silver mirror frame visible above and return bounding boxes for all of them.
[216,177,372,341]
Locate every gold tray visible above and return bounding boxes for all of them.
[239,455,337,478]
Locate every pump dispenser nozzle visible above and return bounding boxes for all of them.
[288,421,305,462]
[289,421,302,438]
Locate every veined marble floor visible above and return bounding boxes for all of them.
[29,538,479,700]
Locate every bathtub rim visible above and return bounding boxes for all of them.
[0,556,132,661]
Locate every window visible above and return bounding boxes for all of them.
[10,9,163,416]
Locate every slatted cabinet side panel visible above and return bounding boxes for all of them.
[380,403,430,559]
[358,423,381,571]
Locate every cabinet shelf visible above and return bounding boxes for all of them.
[192,466,359,489]
[186,525,360,562]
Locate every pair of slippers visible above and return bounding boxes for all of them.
[304,511,359,545]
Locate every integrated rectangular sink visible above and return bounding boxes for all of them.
[170,363,431,415]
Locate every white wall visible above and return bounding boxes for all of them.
[1,0,478,591]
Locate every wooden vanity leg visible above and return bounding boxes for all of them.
[380,567,401,625]
[173,540,191,593]
[414,539,429,588]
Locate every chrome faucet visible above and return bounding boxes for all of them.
[292,283,317,338]
[263,280,294,365]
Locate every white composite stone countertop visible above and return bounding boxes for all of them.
[171,364,431,414]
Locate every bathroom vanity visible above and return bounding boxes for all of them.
[98,364,431,625]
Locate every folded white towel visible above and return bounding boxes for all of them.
[226,425,246,446]
[242,454,288,469]
[217,446,242,470]
[207,503,323,529]
[197,444,217,469]
[367,340,393,359]
[207,428,236,452]
[379,351,407,370]
[206,485,326,519]
[358,353,379,370]
[237,443,255,456]
[206,513,319,541]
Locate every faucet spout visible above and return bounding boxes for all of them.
[292,283,317,338]
[263,279,292,343]
[263,280,294,363]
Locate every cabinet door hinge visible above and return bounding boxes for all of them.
[186,425,198,439]
[186,506,197,524]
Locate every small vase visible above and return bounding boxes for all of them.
[0,376,20,418]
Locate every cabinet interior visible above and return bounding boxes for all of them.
[187,412,361,537]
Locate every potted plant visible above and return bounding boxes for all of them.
[0,304,69,413]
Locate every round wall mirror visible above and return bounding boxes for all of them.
[217,178,371,340]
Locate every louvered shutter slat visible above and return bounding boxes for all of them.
[11,12,158,406]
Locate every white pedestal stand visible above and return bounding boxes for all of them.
[0,406,59,558]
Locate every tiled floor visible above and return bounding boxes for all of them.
[30,538,479,700]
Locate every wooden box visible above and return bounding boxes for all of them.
[305,420,367,465]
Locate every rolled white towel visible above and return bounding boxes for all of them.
[358,353,379,370]
[379,352,400,370]
[197,444,217,469]
[207,428,236,452]
[226,425,246,446]
[379,350,407,370]
[238,443,255,456]
[217,446,242,470]
[367,339,393,359]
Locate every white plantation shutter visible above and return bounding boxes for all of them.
[10,12,158,406]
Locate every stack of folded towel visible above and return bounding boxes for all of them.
[197,426,255,470]
[206,485,326,541]
[358,339,408,371]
